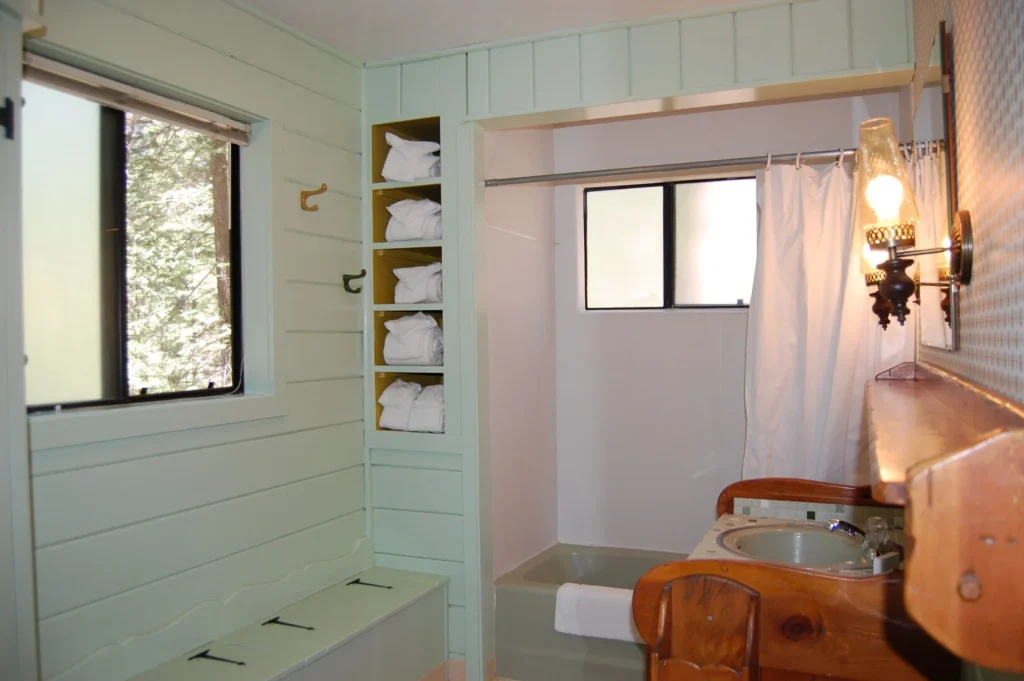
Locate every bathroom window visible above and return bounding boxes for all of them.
[584,178,757,309]
[22,81,242,410]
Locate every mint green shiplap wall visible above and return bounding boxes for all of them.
[27,3,367,681]
[368,0,912,123]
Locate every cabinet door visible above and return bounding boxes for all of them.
[0,6,39,681]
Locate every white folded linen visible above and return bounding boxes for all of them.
[377,378,422,431]
[383,313,443,366]
[409,385,444,433]
[554,583,642,643]
[386,198,442,242]
[381,132,441,183]
[394,262,442,304]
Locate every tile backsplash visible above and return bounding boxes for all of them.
[732,497,904,529]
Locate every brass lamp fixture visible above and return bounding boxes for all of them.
[855,117,973,327]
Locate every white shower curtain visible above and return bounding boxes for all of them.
[742,162,914,484]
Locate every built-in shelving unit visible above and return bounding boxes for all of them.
[369,116,445,433]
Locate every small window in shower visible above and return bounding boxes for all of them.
[584,177,757,310]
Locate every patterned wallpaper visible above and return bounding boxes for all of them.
[915,0,1024,404]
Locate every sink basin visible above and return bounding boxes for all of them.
[717,525,869,569]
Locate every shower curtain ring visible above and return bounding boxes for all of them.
[835,149,843,167]
[765,153,772,170]
[796,152,802,169]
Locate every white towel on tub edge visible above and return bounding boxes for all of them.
[554,583,642,643]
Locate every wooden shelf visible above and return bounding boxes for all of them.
[372,247,442,306]
[374,371,444,432]
[372,240,443,251]
[370,116,441,184]
[373,303,444,312]
[865,362,1024,505]
[865,361,1024,672]
[371,183,441,244]
[374,366,443,374]
[370,178,442,191]
[373,310,442,366]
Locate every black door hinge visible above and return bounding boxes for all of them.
[0,97,14,140]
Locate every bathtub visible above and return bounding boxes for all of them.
[495,543,686,681]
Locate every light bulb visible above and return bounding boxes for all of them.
[865,175,903,223]
[863,242,886,268]
[942,235,952,266]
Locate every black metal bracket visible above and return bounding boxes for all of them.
[343,269,367,294]
[262,616,315,631]
[347,577,393,589]
[188,649,246,666]
[1,97,15,141]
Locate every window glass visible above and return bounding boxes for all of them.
[673,178,757,306]
[125,114,234,395]
[585,186,664,309]
[22,82,107,405]
[22,81,239,409]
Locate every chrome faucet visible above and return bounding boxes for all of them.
[826,519,865,538]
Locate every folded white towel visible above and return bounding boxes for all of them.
[383,313,443,366]
[554,583,642,643]
[409,384,444,433]
[394,262,442,304]
[378,378,423,431]
[382,133,441,183]
[386,198,442,242]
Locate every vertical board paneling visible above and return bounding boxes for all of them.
[736,4,793,82]
[533,36,581,112]
[372,467,463,514]
[374,554,466,606]
[793,0,851,75]
[401,59,441,118]
[373,509,464,561]
[467,50,490,119]
[851,0,910,69]
[437,54,469,118]
[681,13,736,91]
[579,29,630,104]
[628,21,682,97]
[366,65,402,123]
[488,43,534,115]
[448,606,466,655]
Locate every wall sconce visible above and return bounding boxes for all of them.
[856,117,973,327]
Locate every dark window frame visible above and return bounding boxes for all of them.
[583,177,756,311]
[28,107,243,413]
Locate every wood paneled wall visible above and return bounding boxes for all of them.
[27,2,366,680]
[367,0,912,124]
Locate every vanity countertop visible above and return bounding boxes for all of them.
[688,513,902,577]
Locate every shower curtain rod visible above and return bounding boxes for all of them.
[483,140,945,188]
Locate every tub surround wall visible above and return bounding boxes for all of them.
[485,129,558,580]
[552,92,911,555]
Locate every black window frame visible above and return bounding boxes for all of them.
[583,177,756,311]
[27,105,243,413]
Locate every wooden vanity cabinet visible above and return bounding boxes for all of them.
[634,478,960,681]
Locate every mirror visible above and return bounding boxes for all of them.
[913,22,958,351]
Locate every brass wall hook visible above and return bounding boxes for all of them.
[300,183,328,211]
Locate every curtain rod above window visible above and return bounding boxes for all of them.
[484,140,945,188]
[23,53,251,146]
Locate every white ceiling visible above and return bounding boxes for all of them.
[243,0,746,64]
